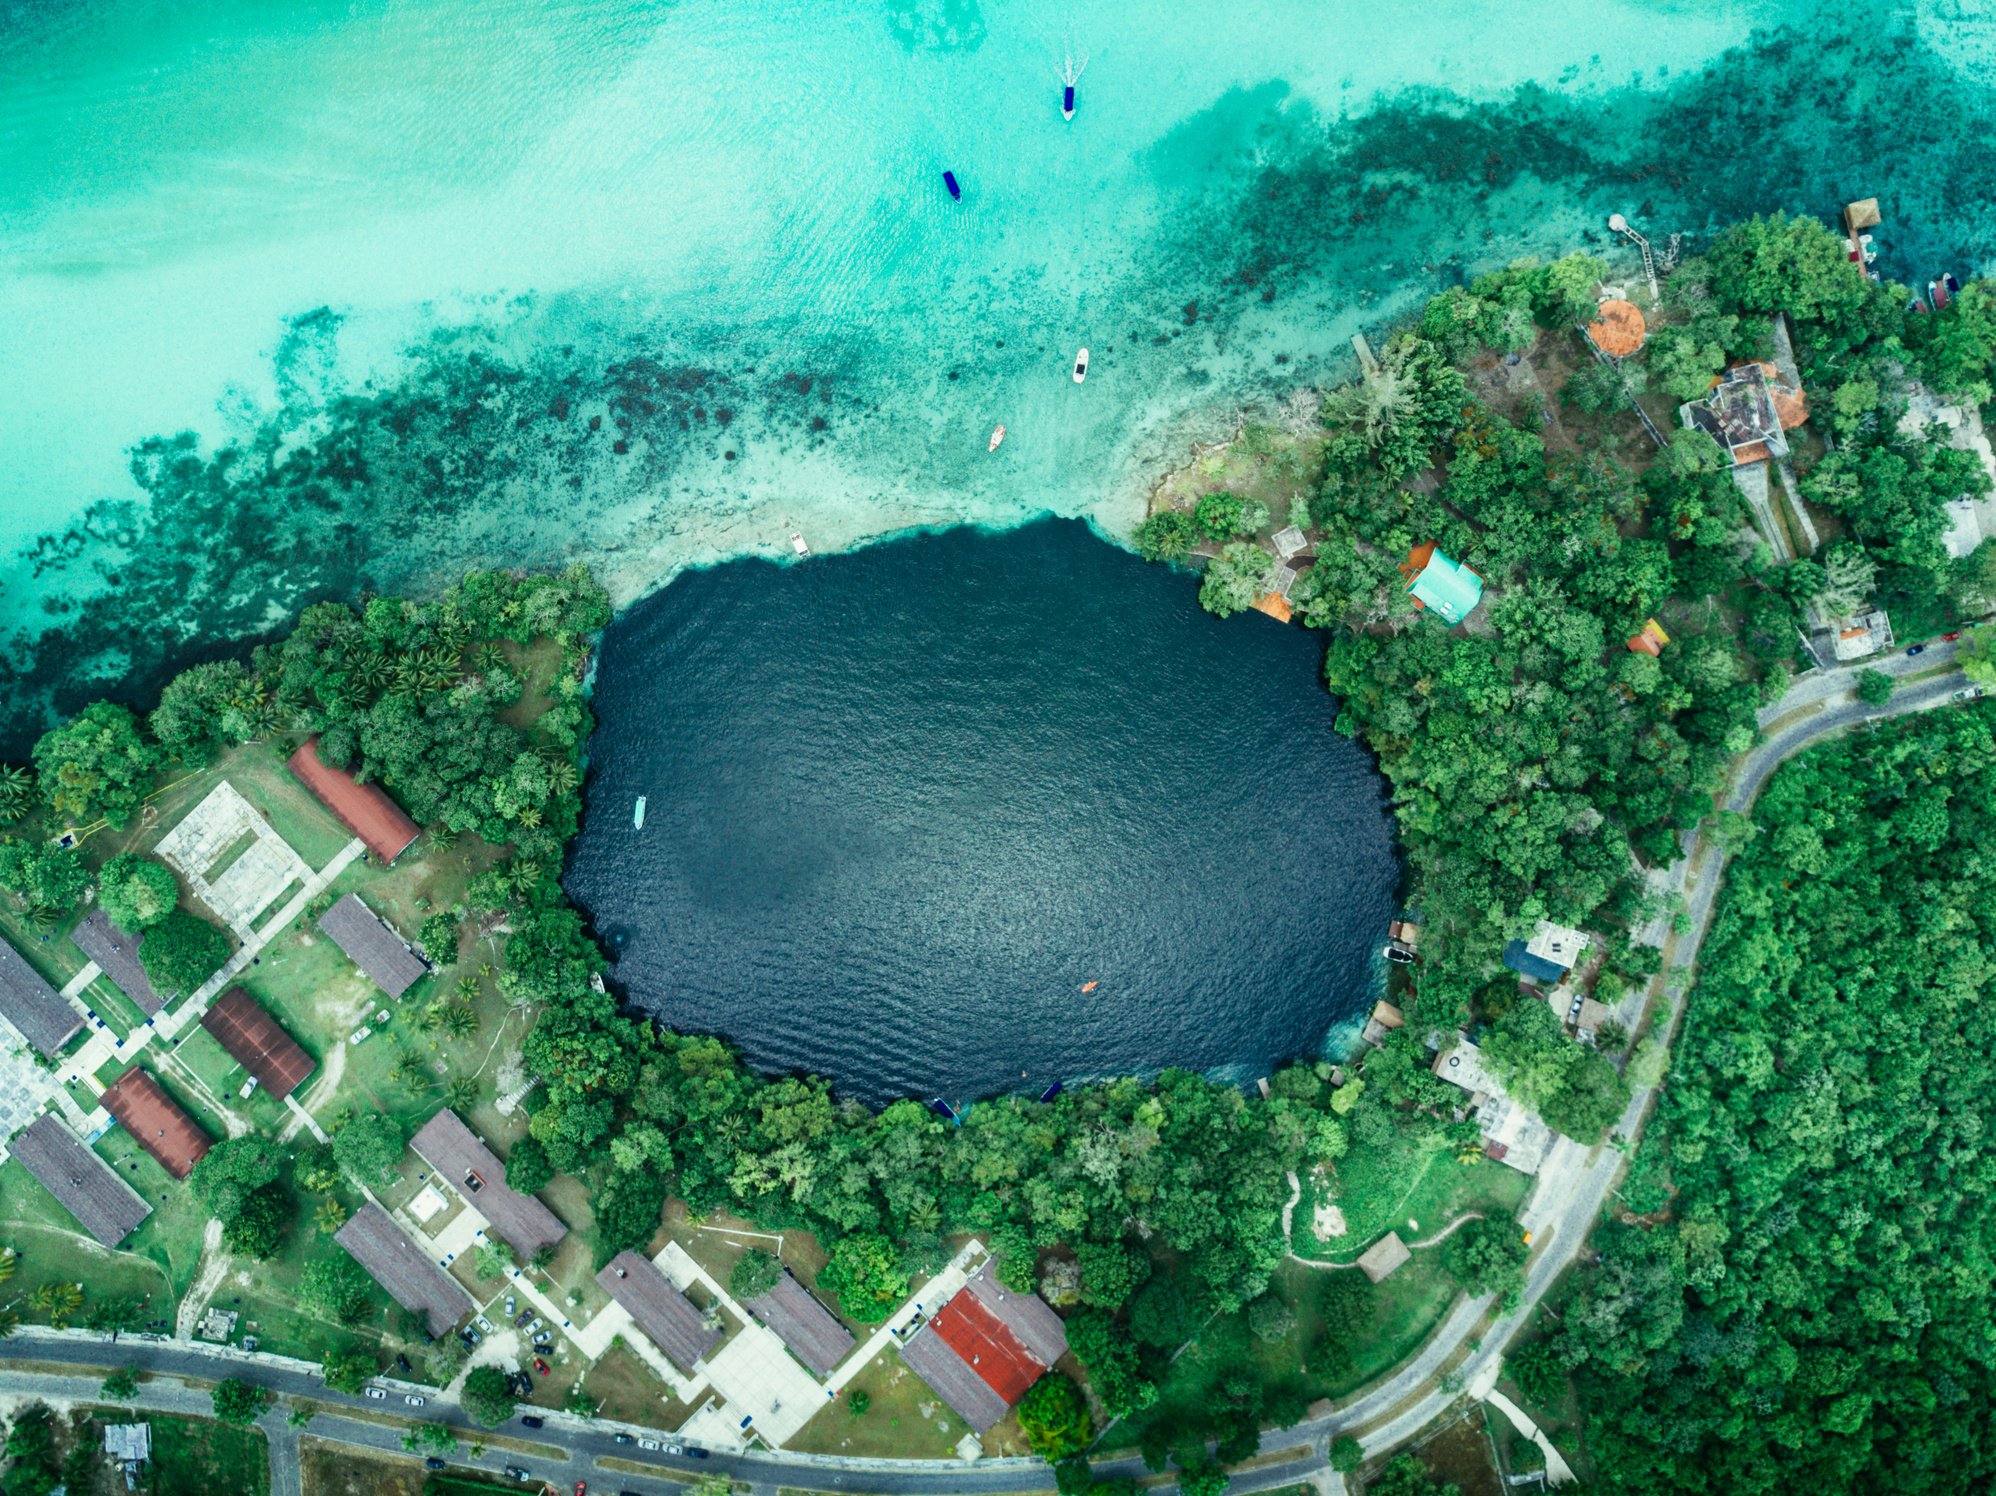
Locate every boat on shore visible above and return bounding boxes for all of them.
[989,423,1006,451]
[633,796,647,830]
[790,532,810,557]
[1072,347,1089,383]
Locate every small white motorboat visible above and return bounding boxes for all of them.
[633,796,647,830]
[1072,348,1089,383]
[989,424,1006,451]
[790,532,810,557]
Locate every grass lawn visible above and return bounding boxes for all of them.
[788,1347,967,1460]
[148,1411,272,1496]
[301,1439,426,1496]
[1294,1145,1529,1265]
[578,1338,695,1428]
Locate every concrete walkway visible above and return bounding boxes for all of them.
[1480,1384,1576,1486]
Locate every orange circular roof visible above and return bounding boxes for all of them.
[1588,299,1647,356]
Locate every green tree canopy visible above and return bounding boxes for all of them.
[137,909,231,997]
[97,853,180,930]
[32,703,159,829]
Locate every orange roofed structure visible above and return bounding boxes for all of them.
[1587,299,1647,357]
[288,737,420,864]
[1626,618,1670,656]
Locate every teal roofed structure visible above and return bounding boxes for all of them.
[1401,542,1484,626]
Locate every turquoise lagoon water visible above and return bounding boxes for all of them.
[6,0,1996,746]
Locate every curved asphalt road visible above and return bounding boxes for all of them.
[0,656,1975,1496]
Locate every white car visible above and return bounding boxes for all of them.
[637,1438,660,1451]
[404,1394,427,1407]
[477,1316,495,1333]
[363,1387,386,1400]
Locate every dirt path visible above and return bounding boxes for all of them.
[1285,1208,1487,1272]
[174,1220,226,1338]
[278,1040,346,1143]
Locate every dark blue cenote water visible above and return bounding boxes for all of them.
[563,520,1397,1104]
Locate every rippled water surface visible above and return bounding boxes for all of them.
[11,0,1996,746]
[563,521,1397,1102]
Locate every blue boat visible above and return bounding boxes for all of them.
[942,170,961,200]
[1038,1081,1063,1103]
[930,1096,960,1123]
[1062,84,1075,120]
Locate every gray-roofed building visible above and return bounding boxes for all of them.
[0,936,81,1058]
[11,1113,151,1247]
[1357,1232,1411,1284]
[745,1269,856,1377]
[317,894,428,999]
[71,910,163,1016]
[596,1251,723,1372]
[960,1259,1068,1367]
[103,1423,152,1462]
[899,1323,1011,1433]
[334,1202,473,1338]
[410,1108,566,1261]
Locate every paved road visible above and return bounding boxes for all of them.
[0,655,1976,1496]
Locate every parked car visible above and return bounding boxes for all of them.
[505,1295,517,1316]
[528,1317,545,1333]
[394,1355,413,1373]
[663,1443,682,1455]
[477,1315,495,1333]
[685,1446,710,1459]
[514,1309,534,1328]
[575,1483,588,1496]
[425,1456,446,1470]
[1953,686,1985,701]
[1945,631,1962,641]
[534,1357,551,1376]
[520,1414,544,1428]
[404,1394,426,1407]
[504,1468,531,1482]
[1908,643,1927,656]
[637,1438,661,1451]
[613,1432,634,1446]
[363,1387,387,1400]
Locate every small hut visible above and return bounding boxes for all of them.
[1357,1233,1412,1284]
[1586,298,1647,357]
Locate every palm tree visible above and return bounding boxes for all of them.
[444,1077,479,1112]
[314,1199,348,1234]
[416,1004,445,1035]
[0,1309,19,1340]
[31,1281,83,1328]
[541,756,579,797]
[0,765,33,823]
[440,1004,478,1041]
[455,975,481,1004]
[908,1198,942,1233]
[390,1050,427,1088]
[357,650,392,691]
[26,905,59,936]
[0,1247,19,1283]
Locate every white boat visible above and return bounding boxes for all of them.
[633,796,647,830]
[1072,348,1089,383]
[790,532,810,557]
[989,423,1006,451]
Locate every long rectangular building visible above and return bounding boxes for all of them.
[318,894,428,999]
[410,1108,565,1261]
[201,987,315,1100]
[596,1251,723,1373]
[288,738,421,864]
[10,1113,152,1247]
[71,910,163,1016]
[0,935,81,1058]
[101,1067,211,1180]
[334,1202,474,1338]
[745,1269,855,1378]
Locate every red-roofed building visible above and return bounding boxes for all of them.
[930,1289,1041,1407]
[899,1258,1069,1433]
[287,738,420,864]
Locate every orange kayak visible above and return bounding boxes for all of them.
[1080,980,1098,992]
[989,424,1006,451]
